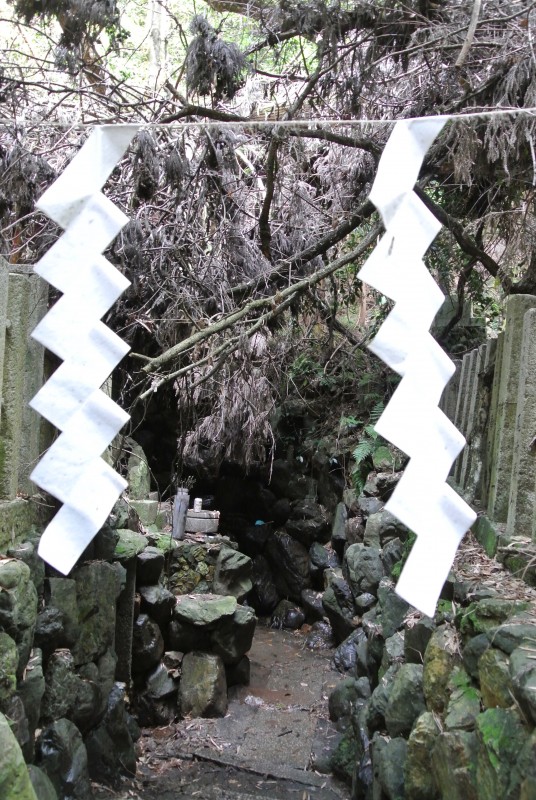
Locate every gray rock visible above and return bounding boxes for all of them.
[109,497,139,531]
[139,584,175,629]
[375,471,402,500]
[132,614,165,674]
[309,542,340,584]
[46,577,80,646]
[37,718,92,800]
[331,502,348,548]
[462,633,491,679]
[0,631,18,706]
[173,594,237,627]
[286,474,317,502]
[479,647,513,709]
[0,559,38,678]
[71,562,122,666]
[404,616,436,664]
[444,669,481,732]
[375,735,407,800]
[357,496,384,518]
[510,641,536,725]
[265,531,311,602]
[330,723,365,786]
[366,663,401,733]
[270,497,290,526]
[381,537,403,576]
[431,730,478,800]
[271,599,305,630]
[329,677,371,722]
[332,629,367,675]
[7,541,45,597]
[114,528,148,561]
[385,663,426,738]
[249,555,279,615]
[179,652,228,718]
[301,588,325,622]
[344,518,365,550]
[456,598,528,639]
[34,607,65,658]
[136,546,165,586]
[404,712,441,800]
[17,648,45,759]
[322,577,358,644]
[85,682,137,784]
[355,592,376,612]
[126,438,151,500]
[168,619,211,652]
[476,708,529,800]
[305,621,336,651]
[286,498,330,546]
[0,711,37,800]
[344,543,384,597]
[380,631,405,674]
[267,459,292,497]
[41,650,78,723]
[364,510,407,549]
[27,765,57,800]
[423,624,462,713]
[3,694,30,757]
[323,566,343,588]
[507,730,536,800]
[93,524,120,560]
[487,619,536,655]
[377,578,410,638]
[211,605,257,664]
[213,547,252,601]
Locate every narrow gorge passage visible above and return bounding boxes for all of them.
[93,623,349,800]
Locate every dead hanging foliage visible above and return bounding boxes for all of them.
[13,0,122,66]
[186,15,247,100]
[179,335,275,473]
[133,132,160,203]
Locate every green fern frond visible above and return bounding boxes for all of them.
[352,439,375,465]
[370,400,385,424]
[364,424,378,439]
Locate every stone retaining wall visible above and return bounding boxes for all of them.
[319,504,536,800]
[0,256,50,549]
[441,294,536,545]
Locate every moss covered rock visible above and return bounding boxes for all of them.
[478,648,513,709]
[385,663,425,738]
[0,711,37,800]
[0,632,18,707]
[476,708,529,800]
[432,730,478,800]
[444,668,481,731]
[457,598,528,639]
[404,711,441,800]
[423,624,461,713]
[113,529,148,561]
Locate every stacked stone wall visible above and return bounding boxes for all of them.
[441,294,536,547]
[0,257,50,549]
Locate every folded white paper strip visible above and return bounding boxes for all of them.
[31,125,139,575]
[359,118,477,617]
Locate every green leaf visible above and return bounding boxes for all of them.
[352,439,374,465]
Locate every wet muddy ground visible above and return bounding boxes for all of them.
[93,622,349,800]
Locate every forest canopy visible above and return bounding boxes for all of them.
[1,0,535,487]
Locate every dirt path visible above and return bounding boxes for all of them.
[93,623,349,800]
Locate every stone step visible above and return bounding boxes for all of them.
[185,509,220,534]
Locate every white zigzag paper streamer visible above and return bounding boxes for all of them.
[30,125,139,575]
[359,118,477,617]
